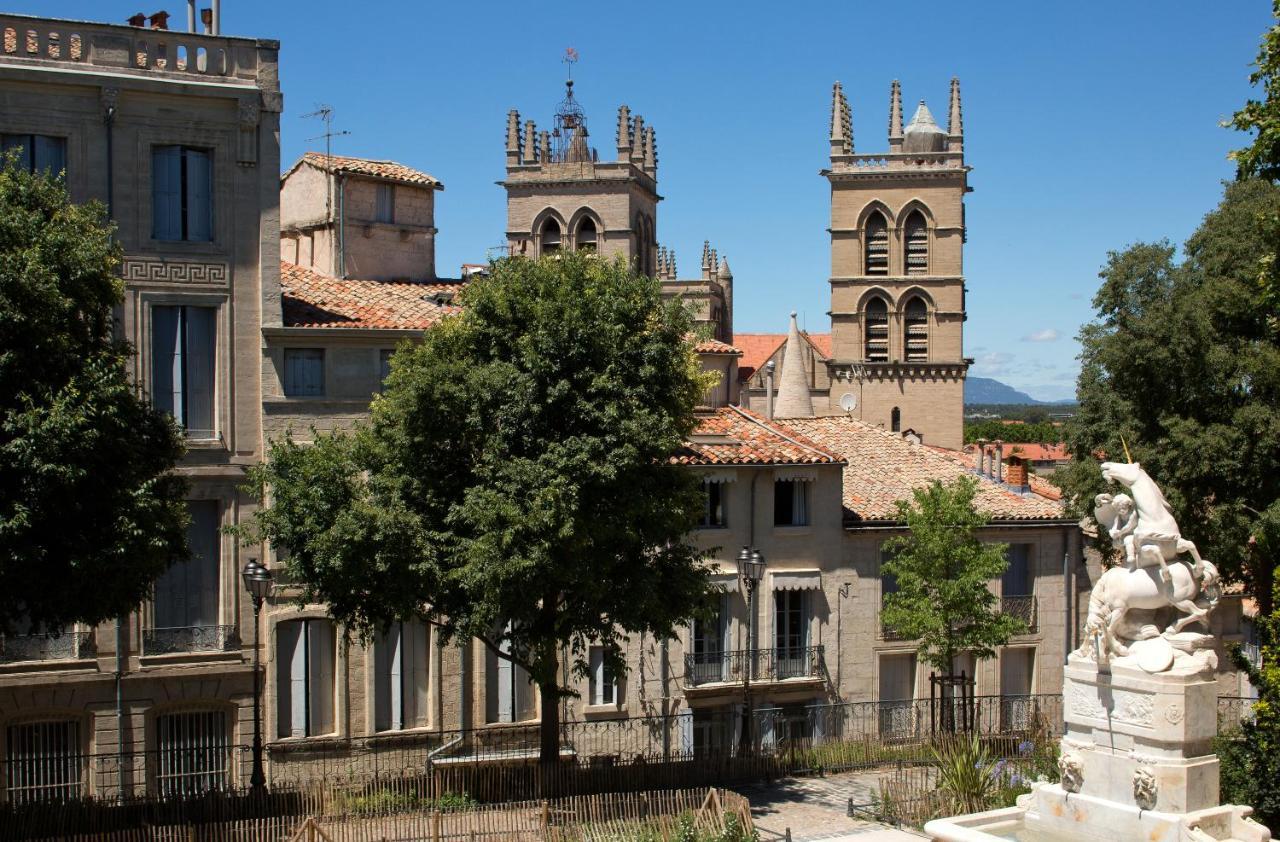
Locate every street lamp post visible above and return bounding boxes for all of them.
[737,546,766,756]
[240,559,272,795]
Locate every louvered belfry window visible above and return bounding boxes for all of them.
[864,211,889,276]
[904,297,929,361]
[864,297,889,362]
[904,211,928,275]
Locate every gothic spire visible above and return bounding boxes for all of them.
[829,81,852,157]
[774,312,814,419]
[889,79,903,147]
[616,105,632,161]
[523,119,537,163]
[506,109,522,165]
[948,76,964,147]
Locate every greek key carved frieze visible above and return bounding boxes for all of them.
[122,258,228,286]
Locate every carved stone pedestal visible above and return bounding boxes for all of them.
[1022,654,1268,842]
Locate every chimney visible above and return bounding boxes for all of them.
[1005,456,1028,489]
[187,0,196,32]
[994,440,1004,483]
[211,0,220,34]
[127,12,147,27]
[765,360,776,420]
[149,11,171,30]
[976,438,988,476]
[200,7,212,33]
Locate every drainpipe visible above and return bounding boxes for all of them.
[211,0,220,34]
[114,619,126,800]
[660,637,670,762]
[765,361,775,420]
[103,96,116,219]
[337,175,347,279]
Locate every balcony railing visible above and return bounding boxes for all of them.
[1001,595,1038,631]
[143,625,238,656]
[0,632,95,663]
[684,646,824,687]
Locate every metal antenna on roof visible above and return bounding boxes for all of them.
[303,104,351,220]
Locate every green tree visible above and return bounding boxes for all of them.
[1219,613,1280,829]
[243,252,715,765]
[1054,180,1280,616]
[880,477,1026,695]
[0,156,188,633]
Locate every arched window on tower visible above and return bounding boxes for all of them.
[891,407,901,433]
[864,297,889,362]
[864,211,889,276]
[540,219,561,256]
[904,296,929,361]
[576,217,597,253]
[904,210,928,276]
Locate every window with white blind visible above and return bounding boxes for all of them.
[375,183,395,224]
[276,619,336,738]
[3,720,82,804]
[773,480,809,527]
[588,646,618,706]
[152,146,212,242]
[151,305,217,439]
[154,710,229,796]
[152,500,220,635]
[864,297,889,362]
[774,590,808,660]
[484,629,537,723]
[374,621,429,732]
[904,210,928,275]
[2,134,67,176]
[864,211,889,275]
[699,480,727,528]
[283,348,325,397]
[904,297,928,361]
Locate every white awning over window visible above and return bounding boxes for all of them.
[770,569,822,592]
[773,468,818,483]
[708,571,740,593]
[700,469,738,484]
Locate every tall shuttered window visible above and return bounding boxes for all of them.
[904,210,928,275]
[1,134,67,176]
[485,625,537,724]
[151,305,217,439]
[375,183,395,224]
[150,501,221,650]
[276,619,336,738]
[864,211,889,276]
[904,297,929,362]
[3,720,82,804]
[152,146,212,242]
[864,297,889,362]
[374,621,430,732]
[155,710,229,796]
[588,646,618,706]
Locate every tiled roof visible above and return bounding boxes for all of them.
[966,442,1070,462]
[290,153,443,189]
[947,448,1064,502]
[281,262,462,330]
[735,332,831,381]
[672,406,843,467]
[780,415,1065,522]
[693,338,742,355]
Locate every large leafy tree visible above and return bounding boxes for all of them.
[0,157,188,633]
[244,252,714,764]
[1054,180,1280,616]
[880,477,1026,687]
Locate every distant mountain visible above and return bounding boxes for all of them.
[965,377,1042,405]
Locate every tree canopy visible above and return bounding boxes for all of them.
[880,477,1026,675]
[244,252,716,763]
[1055,179,1280,615]
[0,156,188,633]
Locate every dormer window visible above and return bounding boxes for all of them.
[576,218,597,252]
[864,211,889,276]
[540,219,561,256]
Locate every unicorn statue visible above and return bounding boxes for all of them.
[1076,461,1220,672]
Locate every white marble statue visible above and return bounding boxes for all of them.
[1077,461,1220,671]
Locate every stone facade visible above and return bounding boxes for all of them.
[0,11,281,796]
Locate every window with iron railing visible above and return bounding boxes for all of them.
[154,710,229,797]
[3,719,83,804]
[147,500,232,655]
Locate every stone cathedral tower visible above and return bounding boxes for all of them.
[500,77,660,275]
[822,78,970,450]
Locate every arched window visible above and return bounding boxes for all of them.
[576,217,597,252]
[904,210,928,275]
[539,218,561,256]
[864,297,889,362]
[891,407,901,432]
[904,296,928,361]
[864,211,889,276]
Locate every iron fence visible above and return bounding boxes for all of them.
[0,632,95,663]
[142,625,238,655]
[1001,595,1038,631]
[683,646,825,687]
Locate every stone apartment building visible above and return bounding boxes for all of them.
[0,10,280,800]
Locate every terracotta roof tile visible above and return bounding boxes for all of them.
[735,332,831,380]
[672,406,843,467]
[292,153,443,189]
[281,262,462,330]
[780,416,1065,522]
[693,338,742,355]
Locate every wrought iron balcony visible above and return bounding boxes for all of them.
[1001,595,1038,631]
[143,625,238,656]
[684,646,824,688]
[0,631,95,663]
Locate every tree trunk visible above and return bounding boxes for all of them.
[538,665,560,767]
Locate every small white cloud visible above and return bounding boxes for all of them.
[1022,328,1060,343]
[973,351,1014,376]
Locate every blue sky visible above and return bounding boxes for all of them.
[25,2,1274,400]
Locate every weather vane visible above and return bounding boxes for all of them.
[563,47,579,80]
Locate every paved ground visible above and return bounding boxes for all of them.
[734,771,927,841]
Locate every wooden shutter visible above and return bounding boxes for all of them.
[406,621,429,728]
[590,648,605,706]
[150,306,181,422]
[1,134,32,171]
[184,307,216,438]
[276,622,304,738]
[190,500,220,627]
[34,135,66,176]
[388,623,404,731]
[373,628,392,732]
[308,621,335,735]
[184,148,212,242]
[496,641,513,723]
[152,146,182,240]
